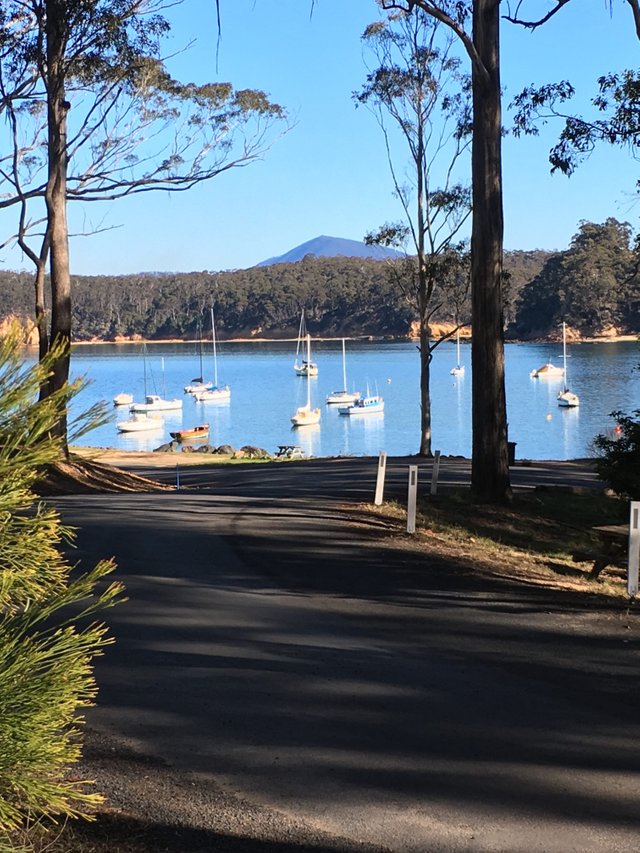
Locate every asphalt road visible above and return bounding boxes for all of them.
[54,459,640,852]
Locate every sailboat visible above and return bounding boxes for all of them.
[291,334,321,426]
[557,321,580,408]
[194,307,231,402]
[184,318,213,395]
[326,339,360,404]
[294,312,318,376]
[130,346,183,413]
[450,328,465,376]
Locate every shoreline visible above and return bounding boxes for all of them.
[63,333,640,346]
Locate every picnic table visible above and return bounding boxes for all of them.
[573,523,630,579]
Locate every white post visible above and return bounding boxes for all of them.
[374,452,387,505]
[430,450,441,496]
[407,465,418,534]
[628,501,640,598]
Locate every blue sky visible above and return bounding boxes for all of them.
[2,0,638,274]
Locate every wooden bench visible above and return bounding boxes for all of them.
[572,524,629,579]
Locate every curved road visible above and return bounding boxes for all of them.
[54,458,640,852]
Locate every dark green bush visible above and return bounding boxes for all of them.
[593,409,640,500]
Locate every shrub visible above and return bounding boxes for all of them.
[593,409,640,500]
[0,329,123,848]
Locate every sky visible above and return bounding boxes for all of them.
[1,0,639,275]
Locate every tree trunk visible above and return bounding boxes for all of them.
[470,0,510,501]
[418,271,432,456]
[45,0,71,446]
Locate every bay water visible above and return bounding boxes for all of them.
[44,338,639,460]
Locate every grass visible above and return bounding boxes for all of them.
[376,487,630,597]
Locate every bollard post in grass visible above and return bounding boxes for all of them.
[430,450,441,496]
[629,501,639,599]
[374,451,387,505]
[407,465,418,534]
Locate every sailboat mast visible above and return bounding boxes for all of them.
[342,338,347,390]
[456,330,461,367]
[562,321,568,392]
[211,307,218,387]
[306,333,312,408]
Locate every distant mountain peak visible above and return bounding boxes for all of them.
[256,235,401,266]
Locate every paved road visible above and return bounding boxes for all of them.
[54,460,640,852]
[114,454,604,501]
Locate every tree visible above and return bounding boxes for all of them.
[356,7,472,457]
[380,0,509,501]
[0,326,123,846]
[0,0,285,443]
[515,218,636,337]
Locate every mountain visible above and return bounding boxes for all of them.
[256,235,402,266]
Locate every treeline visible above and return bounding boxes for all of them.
[1,220,637,341]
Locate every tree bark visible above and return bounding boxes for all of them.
[470,0,511,501]
[45,0,71,445]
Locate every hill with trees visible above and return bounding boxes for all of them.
[1,220,637,343]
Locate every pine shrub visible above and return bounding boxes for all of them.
[593,409,640,500]
[0,329,123,848]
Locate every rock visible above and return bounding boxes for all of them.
[216,444,235,456]
[195,443,216,453]
[154,441,176,453]
[240,445,272,459]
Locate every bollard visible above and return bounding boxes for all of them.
[374,451,387,505]
[176,464,180,492]
[629,501,639,598]
[430,450,441,496]
[407,465,418,534]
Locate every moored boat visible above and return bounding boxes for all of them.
[530,362,564,379]
[130,394,183,413]
[339,394,384,416]
[117,412,164,432]
[557,321,580,408]
[170,423,210,441]
[113,392,133,406]
[326,339,360,404]
[291,333,321,427]
[294,311,318,377]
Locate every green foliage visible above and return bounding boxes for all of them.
[514,218,637,337]
[593,410,640,500]
[0,248,558,342]
[0,328,124,845]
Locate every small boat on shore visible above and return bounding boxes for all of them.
[170,424,210,442]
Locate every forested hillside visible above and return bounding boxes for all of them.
[1,220,637,341]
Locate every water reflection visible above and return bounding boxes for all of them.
[295,423,321,458]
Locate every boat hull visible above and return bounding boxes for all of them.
[339,396,384,416]
[117,414,164,432]
[326,390,361,405]
[131,395,183,413]
[170,424,210,441]
[291,406,321,427]
[194,386,231,402]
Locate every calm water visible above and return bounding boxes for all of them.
[49,338,639,460]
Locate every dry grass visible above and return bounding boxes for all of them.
[371,488,630,598]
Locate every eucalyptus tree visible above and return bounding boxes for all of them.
[379,0,508,501]
[0,0,285,438]
[356,7,471,457]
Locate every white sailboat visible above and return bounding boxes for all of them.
[557,321,580,408]
[130,345,183,413]
[450,329,465,376]
[117,411,165,432]
[294,312,318,376]
[194,308,231,402]
[326,338,360,404]
[291,334,321,426]
[184,318,213,395]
